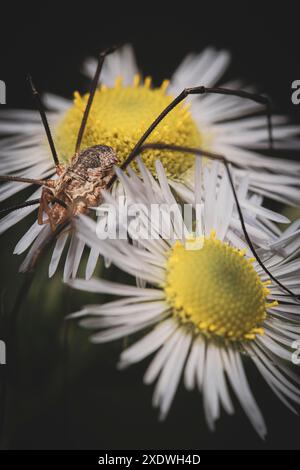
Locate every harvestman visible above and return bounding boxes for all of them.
[0,46,297,300]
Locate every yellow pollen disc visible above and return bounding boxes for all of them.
[54,75,201,178]
[164,234,269,342]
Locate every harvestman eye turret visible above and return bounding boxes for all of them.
[0,46,298,301]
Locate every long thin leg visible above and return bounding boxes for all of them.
[75,45,120,154]
[109,85,273,186]
[28,75,60,167]
[203,87,273,149]
[117,142,299,302]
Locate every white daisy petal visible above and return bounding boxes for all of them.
[69,155,300,437]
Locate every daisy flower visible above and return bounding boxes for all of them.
[68,159,300,437]
[0,44,300,278]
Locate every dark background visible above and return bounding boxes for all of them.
[0,4,300,450]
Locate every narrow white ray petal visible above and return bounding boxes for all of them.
[230,217,271,242]
[0,163,53,201]
[90,315,164,343]
[194,155,202,206]
[215,143,300,173]
[184,336,202,390]
[265,322,300,341]
[198,51,230,87]
[256,335,292,361]
[0,188,41,235]
[43,93,72,111]
[196,338,206,390]
[216,168,233,240]
[195,100,260,124]
[68,295,165,319]
[155,160,188,240]
[267,319,300,335]
[85,245,101,280]
[170,48,222,91]
[152,330,187,410]
[219,115,288,131]
[0,109,41,121]
[204,161,219,234]
[72,239,85,279]
[256,339,300,387]
[270,304,300,314]
[0,122,42,134]
[75,215,164,285]
[240,201,290,224]
[249,343,300,405]
[80,306,167,329]
[214,347,234,415]
[203,343,220,430]
[265,331,295,349]
[83,44,138,87]
[19,225,52,273]
[63,235,78,282]
[246,344,298,414]
[250,185,300,206]
[270,259,300,277]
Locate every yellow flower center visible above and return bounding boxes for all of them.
[54,76,201,178]
[164,233,272,342]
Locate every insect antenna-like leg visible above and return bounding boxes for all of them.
[117,141,299,302]
[27,75,60,168]
[75,45,120,154]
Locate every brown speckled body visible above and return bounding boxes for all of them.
[38,145,118,230]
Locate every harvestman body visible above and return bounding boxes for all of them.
[0,46,298,301]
